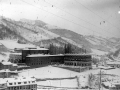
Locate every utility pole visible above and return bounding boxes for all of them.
[99,68,101,90]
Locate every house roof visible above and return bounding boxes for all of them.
[1,62,12,65]
[27,54,64,57]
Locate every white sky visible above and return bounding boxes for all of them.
[0,0,120,38]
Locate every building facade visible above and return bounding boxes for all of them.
[64,54,92,69]
[0,62,17,71]
[21,48,49,63]
[107,62,120,68]
[0,77,37,90]
[25,54,64,67]
[24,54,92,68]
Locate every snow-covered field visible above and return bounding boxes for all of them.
[18,66,79,78]
[91,49,108,55]
[18,66,120,79]
[17,66,120,90]
[37,79,77,88]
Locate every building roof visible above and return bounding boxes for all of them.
[64,54,91,56]
[0,69,18,73]
[23,48,49,50]
[1,62,12,65]
[10,53,22,55]
[27,54,64,57]
[0,77,36,85]
[107,61,120,65]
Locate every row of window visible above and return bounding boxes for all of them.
[8,84,37,90]
[64,58,91,61]
[64,62,91,66]
[30,62,50,66]
[9,81,35,86]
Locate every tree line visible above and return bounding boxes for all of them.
[49,43,87,55]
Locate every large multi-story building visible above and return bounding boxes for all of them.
[64,54,92,69]
[23,53,92,68]
[25,54,64,67]
[8,46,92,69]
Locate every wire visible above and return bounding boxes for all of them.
[74,0,120,32]
[20,0,118,37]
[41,0,118,37]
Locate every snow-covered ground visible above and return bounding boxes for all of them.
[0,40,36,50]
[37,79,77,88]
[18,66,79,78]
[0,52,10,62]
[18,66,120,89]
[91,49,108,55]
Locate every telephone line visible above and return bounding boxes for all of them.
[74,0,120,32]
[20,0,118,37]
[41,0,117,36]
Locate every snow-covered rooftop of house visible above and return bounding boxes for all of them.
[107,61,120,65]
[27,54,64,57]
[0,78,6,84]
[10,53,22,55]
[0,77,36,85]
[1,62,12,65]
[0,69,18,73]
[12,64,18,66]
[64,54,91,56]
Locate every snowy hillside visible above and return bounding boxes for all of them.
[0,16,120,55]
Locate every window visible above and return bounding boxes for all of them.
[18,82,21,84]
[9,83,12,85]
[24,82,27,84]
[32,81,35,83]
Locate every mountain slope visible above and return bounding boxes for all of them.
[0,17,84,53]
[0,16,120,55]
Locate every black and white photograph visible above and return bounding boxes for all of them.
[0,0,120,90]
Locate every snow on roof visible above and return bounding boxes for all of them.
[0,40,36,50]
[103,82,114,87]
[107,61,120,65]
[0,78,6,84]
[12,64,18,66]
[0,77,36,84]
[27,54,64,57]
[64,54,91,56]
[0,69,18,73]
[23,48,48,50]
[1,62,12,65]
[10,53,22,55]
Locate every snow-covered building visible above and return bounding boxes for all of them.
[0,77,37,90]
[25,53,92,69]
[108,82,120,90]
[21,48,49,63]
[0,61,17,71]
[107,61,120,68]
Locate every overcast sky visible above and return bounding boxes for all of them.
[0,0,120,38]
